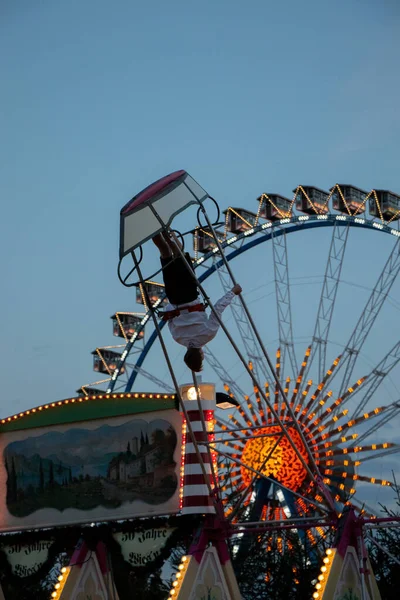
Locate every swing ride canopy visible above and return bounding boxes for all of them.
[119,170,209,258]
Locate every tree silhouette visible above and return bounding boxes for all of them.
[368,495,400,600]
[6,456,18,504]
[48,461,54,489]
[39,458,44,492]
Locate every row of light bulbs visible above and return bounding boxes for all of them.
[50,566,68,599]
[0,393,175,425]
[312,548,336,599]
[169,555,191,597]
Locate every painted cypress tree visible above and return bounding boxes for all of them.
[6,456,18,504]
[39,458,45,492]
[48,460,54,489]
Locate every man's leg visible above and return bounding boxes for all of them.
[153,231,198,304]
[163,231,183,257]
[152,233,172,259]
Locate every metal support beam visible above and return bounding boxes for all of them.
[351,340,400,419]
[304,223,349,385]
[271,228,298,381]
[336,238,400,397]
[213,257,271,384]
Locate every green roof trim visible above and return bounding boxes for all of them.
[0,394,178,433]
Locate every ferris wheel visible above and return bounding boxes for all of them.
[78,175,400,546]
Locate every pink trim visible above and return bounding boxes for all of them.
[189,529,209,563]
[215,538,231,564]
[69,540,88,568]
[121,170,186,214]
[336,508,357,558]
[188,517,232,565]
[95,541,109,574]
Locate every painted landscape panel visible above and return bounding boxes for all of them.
[0,411,181,530]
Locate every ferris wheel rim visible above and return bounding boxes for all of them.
[105,214,399,394]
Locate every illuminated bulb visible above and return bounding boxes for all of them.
[318,575,324,581]
[316,583,321,590]
[313,593,319,599]
[176,573,181,579]
[173,581,178,587]
[186,387,198,400]
[170,590,176,596]
[178,564,184,570]
[326,549,332,556]
[52,593,57,598]
[61,567,67,573]
[55,583,60,589]
[181,556,187,562]
[323,557,329,564]
[58,575,63,581]
[321,566,327,573]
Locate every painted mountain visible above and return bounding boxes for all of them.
[4,418,178,517]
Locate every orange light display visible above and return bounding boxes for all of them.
[216,344,395,528]
[240,426,309,491]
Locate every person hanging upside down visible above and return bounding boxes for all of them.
[152,233,242,372]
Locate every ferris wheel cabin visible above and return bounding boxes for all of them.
[111,312,145,340]
[257,193,292,221]
[331,184,368,214]
[294,186,329,215]
[194,227,218,254]
[369,189,400,221]
[92,349,125,375]
[135,281,167,306]
[223,207,257,233]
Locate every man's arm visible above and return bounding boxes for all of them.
[207,285,242,334]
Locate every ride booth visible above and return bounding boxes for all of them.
[0,384,241,600]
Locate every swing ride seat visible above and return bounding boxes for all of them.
[119,170,209,258]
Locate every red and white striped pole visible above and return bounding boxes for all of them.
[180,383,216,515]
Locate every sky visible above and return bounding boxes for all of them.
[1,0,400,510]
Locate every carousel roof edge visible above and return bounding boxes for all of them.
[0,393,178,433]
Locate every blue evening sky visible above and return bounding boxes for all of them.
[1,0,399,507]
